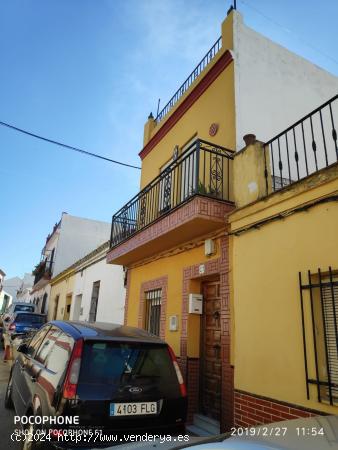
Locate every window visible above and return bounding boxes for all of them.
[45,332,74,375]
[26,326,50,358]
[299,267,338,405]
[35,327,62,365]
[36,330,74,389]
[79,342,179,397]
[145,289,162,336]
[14,305,34,313]
[15,314,45,325]
[89,281,100,322]
[180,137,198,201]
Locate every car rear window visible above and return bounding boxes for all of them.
[14,305,35,313]
[79,342,179,395]
[15,314,45,324]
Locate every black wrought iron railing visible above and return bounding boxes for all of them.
[110,139,233,248]
[299,267,338,405]
[33,259,54,285]
[156,37,222,124]
[264,95,338,193]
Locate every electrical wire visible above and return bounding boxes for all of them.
[0,120,141,170]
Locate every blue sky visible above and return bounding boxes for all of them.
[1,0,337,279]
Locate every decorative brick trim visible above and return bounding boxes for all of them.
[186,358,200,423]
[234,390,326,428]
[138,276,168,340]
[123,269,131,326]
[139,51,233,160]
[180,235,234,432]
[106,196,233,264]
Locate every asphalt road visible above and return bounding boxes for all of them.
[0,350,21,450]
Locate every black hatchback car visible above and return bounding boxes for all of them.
[5,321,187,448]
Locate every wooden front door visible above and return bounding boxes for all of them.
[200,280,221,420]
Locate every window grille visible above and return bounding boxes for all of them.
[299,267,338,405]
[145,289,162,336]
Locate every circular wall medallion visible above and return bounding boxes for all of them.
[209,123,219,137]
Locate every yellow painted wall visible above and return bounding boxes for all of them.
[139,11,236,190]
[140,64,235,189]
[49,271,75,321]
[127,238,222,356]
[229,175,338,414]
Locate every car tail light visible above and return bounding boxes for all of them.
[63,338,83,399]
[168,346,187,397]
[9,324,16,331]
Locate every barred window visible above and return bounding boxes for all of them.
[299,267,338,405]
[145,289,162,336]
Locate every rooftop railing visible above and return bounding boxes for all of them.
[110,139,233,248]
[263,95,338,193]
[156,37,222,124]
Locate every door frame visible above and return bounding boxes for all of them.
[199,275,221,420]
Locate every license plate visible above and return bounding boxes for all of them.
[24,327,33,331]
[110,402,157,416]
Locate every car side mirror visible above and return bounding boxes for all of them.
[17,343,28,354]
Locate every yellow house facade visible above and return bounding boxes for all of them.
[229,124,338,425]
[107,7,338,433]
[49,268,75,321]
[108,12,237,432]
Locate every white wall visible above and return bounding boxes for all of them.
[72,257,125,324]
[233,12,338,150]
[30,284,51,314]
[3,277,22,302]
[53,213,111,277]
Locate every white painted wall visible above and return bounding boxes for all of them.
[3,277,22,302]
[30,284,51,314]
[233,12,338,150]
[53,213,111,277]
[72,257,125,324]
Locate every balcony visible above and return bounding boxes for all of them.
[108,139,234,265]
[32,259,54,287]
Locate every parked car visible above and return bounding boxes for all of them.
[173,415,338,450]
[5,321,187,448]
[4,312,46,339]
[2,302,37,326]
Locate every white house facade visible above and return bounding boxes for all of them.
[71,241,125,324]
[30,212,111,314]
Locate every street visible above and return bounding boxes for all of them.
[0,351,20,450]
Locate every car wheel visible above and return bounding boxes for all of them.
[4,371,14,409]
